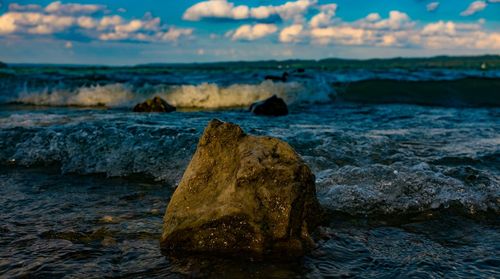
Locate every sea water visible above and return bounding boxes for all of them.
[0,65,499,278]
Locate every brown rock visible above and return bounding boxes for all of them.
[133,96,176,112]
[161,119,320,258]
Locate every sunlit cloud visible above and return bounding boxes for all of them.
[0,1,192,42]
[227,23,278,41]
[183,0,318,23]
[460,1,487,16]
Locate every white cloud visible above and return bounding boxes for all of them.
[156,27,194,42]
[365,13,381,22]
[183,0,250,21]
[356,11,415,30]
[279,24,304,43]
[295,11,499,50]
[271,0,318,22]
[460,1,487,16]
[426,2,440,12]
[183,0,317,22]
[310,25,375,46]
[421,21,456,36]
[309,4,337,28]
[8,3,42,12]
[229,23,278,41]
[77,16,97,29]
[0,14,17,34]
[45,1,105,15]
[0,1,192,43]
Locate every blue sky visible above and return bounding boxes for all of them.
[0,0,499,64]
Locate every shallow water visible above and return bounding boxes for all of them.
[1,103,499,278]
[1,65,499,277]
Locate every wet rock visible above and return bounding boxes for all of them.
[161,119,320,258]
[264,72,289,82]
[133,96,175,113]
[0,61,6,68]
[249,95,289,116]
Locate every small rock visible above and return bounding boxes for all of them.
[249,95,288,116]
[133,96,176,113]
[264,72,289,82]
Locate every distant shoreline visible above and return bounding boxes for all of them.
[1,54,499,69]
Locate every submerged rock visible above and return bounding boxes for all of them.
[161,119,320,258]
[133,96,175,112]
[249,95,288,116]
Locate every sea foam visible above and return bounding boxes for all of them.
[13,80,332,109]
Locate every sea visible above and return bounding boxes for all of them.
[0,62,499,278]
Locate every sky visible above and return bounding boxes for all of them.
[0,0,499,65]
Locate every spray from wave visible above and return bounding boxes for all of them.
[12,79,333,109]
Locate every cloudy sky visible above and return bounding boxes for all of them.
[0,0,499,64]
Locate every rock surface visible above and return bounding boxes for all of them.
[161,119,320,258]
[249,95,288,116]
[133,96,176,112]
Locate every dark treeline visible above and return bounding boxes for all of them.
[3,55,499,72]
[139,55,500,71]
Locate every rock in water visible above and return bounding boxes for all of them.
[249,95,288,116]
[161,119,320,258]
[133,96,176,112]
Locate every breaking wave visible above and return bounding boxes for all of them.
[1,111,498,216]
[12,80,332,109]
[316,163,499,216]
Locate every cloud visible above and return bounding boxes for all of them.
[8,3,42,12]
[183,0,318,22]
[310,25,377,46]
[309,4,337,28]
[277,10,499,50]
[356,11,415,30]
[460,1,487,16]
[183,0,250,21]
[426,2,440,12]
[0,1,192,43]
[45,1,105,15]
[279,24,304,42]
[228,23,278,41]
[421,21,456,36]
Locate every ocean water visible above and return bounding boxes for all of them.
[0,65,499,278]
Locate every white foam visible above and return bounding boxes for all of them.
[160,81,302,109]
[13,80,332,109]
[16,84,136,107]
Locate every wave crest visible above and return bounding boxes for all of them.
[316,163,499,215]
[12,80,332,109]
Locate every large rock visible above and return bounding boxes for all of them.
[161,119,320,258]
[133,96,176,112]
[249,95,288,116]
